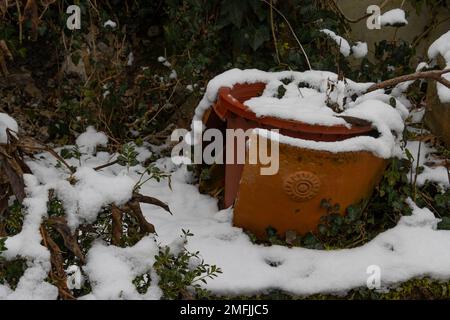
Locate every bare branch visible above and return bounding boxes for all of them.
[366,69,450,93]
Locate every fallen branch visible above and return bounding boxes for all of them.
[45,216,85,264]
[111,204,123,246]
[93,159,119,171]
[40,225,76,300]
[133,192,172,214]
[6,130,75,174]
[366,68,450,93]
[123,199,156,235]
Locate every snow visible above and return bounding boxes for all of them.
[351,42,368,59]
[192,69,373,124]
[103,20,117,28]
[189,201,450,296]
[255,98,403,159]
[380,9,408,26]
[138,166,450,297]
[405,140,450,188]
[75,126,108,154]
[0,112,18,144]
[2,57,450,300]
[2,174,58,300]
[169,69,177,80]
[416,62,429,72]
[320,29,351,57]
[191,68,406,159]
[245,88,348,127]
[0,123,450,299]
[54,167,135,229]
[428,30,450,63]
[81,237,161,300]
[66,265,83,290]
[127,52,134,66]
[408,108,425,124]
[428,30,450,103]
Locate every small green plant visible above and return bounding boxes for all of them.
[134,163,171,192]
[47,196,65,218]
[133,272,153,295]
[0,239,27,290]
[0,238,6,252]
[154,230,222,299]
[2,200,24,236]
[117,143,140,168]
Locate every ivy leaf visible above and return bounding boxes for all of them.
[220,0,246,28]
[438,217,450,230]
[248,1,267,21]
[404,148,414,163]
[0,237,6,252]
[250,25,269,51]
[347,206,360,221]
[389,97,397,108]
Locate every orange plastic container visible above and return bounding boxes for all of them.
[202,82,387,238]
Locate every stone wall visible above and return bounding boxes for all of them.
[339,0,450,64]
[340,0,450,146]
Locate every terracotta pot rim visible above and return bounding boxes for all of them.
[214,83,375,137]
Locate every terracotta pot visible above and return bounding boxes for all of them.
[202,82,388,238]
[233,140,387,238]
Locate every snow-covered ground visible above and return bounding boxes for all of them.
[0,122,449,299]
[1,31,450,297]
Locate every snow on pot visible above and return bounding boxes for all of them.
[191,69,408,239]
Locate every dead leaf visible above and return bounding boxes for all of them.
[0,147,26,203]
[123,199,155,234]
[45,216,85,264]
[40,225,75,300]
[133,192,171,214]
[23,0,39,41]
[111,204,123,246]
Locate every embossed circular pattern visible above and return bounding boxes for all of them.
[283,171,321,202]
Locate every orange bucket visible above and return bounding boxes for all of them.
[202,82,387,238]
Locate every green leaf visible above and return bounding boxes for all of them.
[438,217,450,230]
[250,25,270,51]
[220,0,246,28]
[0,238,6,252]
[404,148,414,163]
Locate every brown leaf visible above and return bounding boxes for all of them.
[414,134,437,144]
[111,205,123,246]
[133,192,171,214]
[0,40,12,60]
[0,186,10,236]
[23,0,39,41]
[124,200,156,234]
[40,225,75,300]
[16,135,74,173]
[0,150,26,203]
[46,216,85,264]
